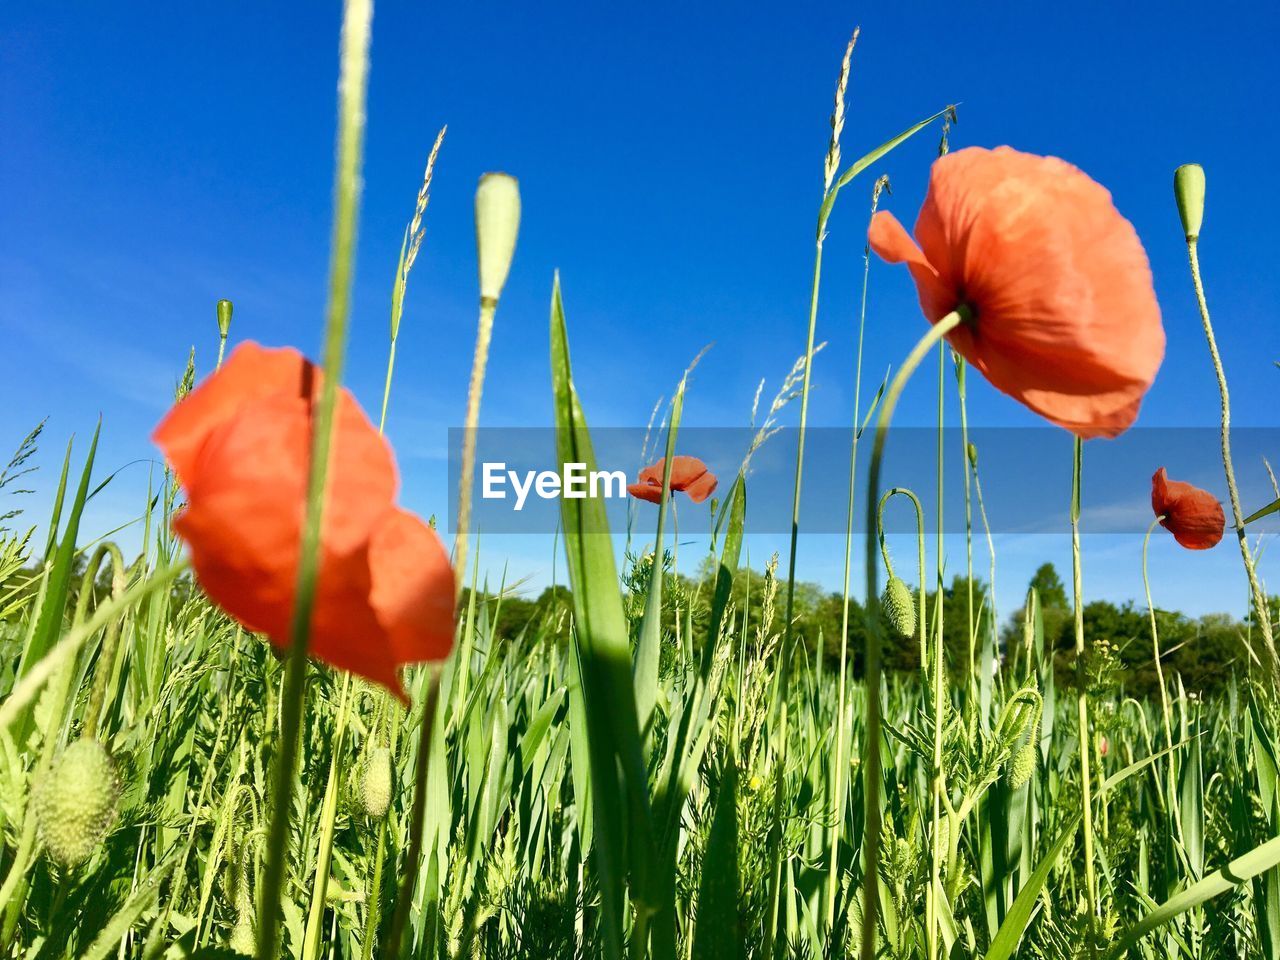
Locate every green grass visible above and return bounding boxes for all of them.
[2,6,1279,959]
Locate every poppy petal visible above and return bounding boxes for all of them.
[682,469,718,504]
[628,481,663,504]
[153,342,315,482]
[881,146,1165,439]
[1151,467,1225,550]
[369,507,457,667]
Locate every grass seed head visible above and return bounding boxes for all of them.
[34,738,120,868]
[882,576,915,638]
[360,745,392,819]
[229,917,255,956]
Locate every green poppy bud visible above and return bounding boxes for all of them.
[34,738,120,868]
[1174,164,1205,241]
[359,746,392,819]
[475,173,521,305]
[882,576,916,639]
[216,299,234,339]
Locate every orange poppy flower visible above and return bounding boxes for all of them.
[628,456,717,504]
[153,342,455,701]
[868,146,1164,439]
[1151,467,1225,550]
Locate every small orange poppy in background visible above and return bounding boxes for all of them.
[628,456,717,504]
[869,145,1165,439]
[1151,467,1225,550]
[153,342,455,702]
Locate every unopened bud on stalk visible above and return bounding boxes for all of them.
[216,299,234,339]
[34,738,120,868]
[475,173,521,305]
[1174,164,1205,241]
[882,576,916,639]
[359,746,392,819]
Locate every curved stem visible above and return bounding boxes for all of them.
[258,1,372,955]
[878,486,935,956]
[1142,517,1175,754]
[860,307,969,959]
[1186,239,1276,674]
[82,545,127,742]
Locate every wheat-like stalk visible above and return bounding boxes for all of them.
[823,28,859,194]
[406,124,447,273]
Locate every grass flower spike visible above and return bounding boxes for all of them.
[152,341,455,701]
[869,145,1165,438]
[627,455,718,503]
[1152,467,1225,549]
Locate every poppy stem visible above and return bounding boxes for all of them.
[1071,436,1100,933]
[861,306,969,960]
[1143,516,1175,756]
[1184,238,1278,676]
[257,1,373,957]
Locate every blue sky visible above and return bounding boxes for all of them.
[3,2,1279,623]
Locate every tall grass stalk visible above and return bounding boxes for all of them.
[257,0,373,954]
[766,31,857,948]
[379,125,446,434]
[825,173,888,929]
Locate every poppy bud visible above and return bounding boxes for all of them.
[1174,164,1205,241]
[1098,735,1109,757]
[359,746,392,819]
[216,299,234,339]
[34,739,120,868]
[475,173,521,305]
[882,576,916,639]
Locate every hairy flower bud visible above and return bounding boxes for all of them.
[360,746,392,819]
[882,576,916,638]
[34,739,120,868]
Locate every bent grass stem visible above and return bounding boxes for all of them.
[861,307,969,960]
